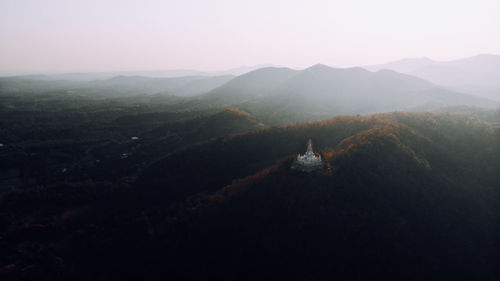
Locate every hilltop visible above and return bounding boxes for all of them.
[137,111,499,204]
[204,64,496,124]
[365,54,500,100]
[128,111,500,280]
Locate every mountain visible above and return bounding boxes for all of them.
[131,111,499,280]
[204,64,496,124]
[365,54,500,100]
[269,65,436,111]
[204,67,298,103]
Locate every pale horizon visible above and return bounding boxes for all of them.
[1,0,499,74]
[2,53,500,77]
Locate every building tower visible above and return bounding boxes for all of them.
[292,139,323,173]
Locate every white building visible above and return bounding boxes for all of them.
[292,139,323,173]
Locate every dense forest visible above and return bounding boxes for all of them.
[2,0,499,279]
[0,85,499,280]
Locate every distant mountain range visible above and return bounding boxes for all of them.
[365,54,500,100]
[203,64,496,124]
[1,57,498,123]
[2,64,275,81]
[0,75,235,97]
[3,54,499,101]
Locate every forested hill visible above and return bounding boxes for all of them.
[1,108,499,281]
[138,111,500,202]
[131,111,500,281]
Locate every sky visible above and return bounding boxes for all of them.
[1,0,499,74]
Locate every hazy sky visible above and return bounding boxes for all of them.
[1,0,499,73]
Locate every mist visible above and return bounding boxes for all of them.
[1,1,499,281]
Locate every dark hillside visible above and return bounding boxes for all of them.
[85,112,499,280]
[154,141,497,280]
[137,112,499,206]
[1,105,499,281]
[136,115,382,199]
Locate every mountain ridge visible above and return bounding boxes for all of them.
[202,64,496,124]
[365,54,500,100]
